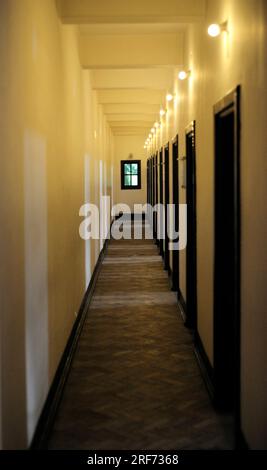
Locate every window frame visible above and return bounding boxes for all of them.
[120,160,141,190]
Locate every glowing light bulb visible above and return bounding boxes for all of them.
[166,93,173,102]
[178,70,188,80]
[208,23,221,37]
[151,128,155,133]
[154,122,159,128]
[160,109,166,116]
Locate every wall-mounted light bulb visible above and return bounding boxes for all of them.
[208,21,228,37]
[149,134,152,138]
[208,23,221,37]
[160,109,166,116]
[154,122,159,128]
[178,70,191,80]
[151,128,155,133]
[166,93,174,102]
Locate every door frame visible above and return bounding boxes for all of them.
[153,153,158,242]
[147,158,150,203]
[159,148,164,257]
[164,142,170,271]
[155,152,159,245]
[171,135,179,291]
[213,86,241,437]
[149,156,153,204]
[152,155,156,238]
[185,121,197,329]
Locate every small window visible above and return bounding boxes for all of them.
[121,160,141,190]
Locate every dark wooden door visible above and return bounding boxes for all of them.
[147,159,149,204]
[152,156,156,238]
[164,143,170,271]
[154,153,159,244]
[153,154,158,240]
[185,122,197,329]
[159,149,164,257]
[213,87,241,422]
[172,136,179,291]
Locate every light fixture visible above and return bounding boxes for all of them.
[208,21,228,37]
[154,122,159,128]
[160,109,166,117]
[166,93,174,102]
[178,70,191,80]
[149,133,152,138]
[151,128,155,134]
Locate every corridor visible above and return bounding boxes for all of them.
[1,0,267,455]
[48,222,233,450]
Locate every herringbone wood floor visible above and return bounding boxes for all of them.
[48,225,234,449]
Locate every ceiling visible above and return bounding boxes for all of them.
[56,0,206,137]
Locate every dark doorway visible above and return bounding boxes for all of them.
[213,86,241,426]
[164,143,170,271]
[185,121,197,329]
[151,156,154,208]
[159,149,164,257]
[152,155,155,237]
[146,159,150,204]
[148,157,153,206]
[172,135,179,292]
[153,154,158,241]
[155,153,159,245]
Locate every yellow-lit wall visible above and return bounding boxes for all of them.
[150,0,267,450]
[0,0,266,452]
[0,0,113,449]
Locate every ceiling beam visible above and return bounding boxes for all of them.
[90,68,175,90]
[102,103,161,114]
[97,89,165,105]
[112,132,148,136]
[57,0,206,24]
[79,33,183,68]
[109,121,153,128]
[106,114,157,122]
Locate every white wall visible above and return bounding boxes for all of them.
[0,0,113,448]
[114,136,147,213]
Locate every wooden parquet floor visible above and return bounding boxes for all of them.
[48,225,234,450]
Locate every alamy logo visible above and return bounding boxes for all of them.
[79,198,187,251]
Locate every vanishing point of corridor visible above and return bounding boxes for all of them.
[48,222,232,450]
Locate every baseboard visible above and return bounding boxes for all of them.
[177,288,187,323]
[30,237,109,449]
[194,331,215,402]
